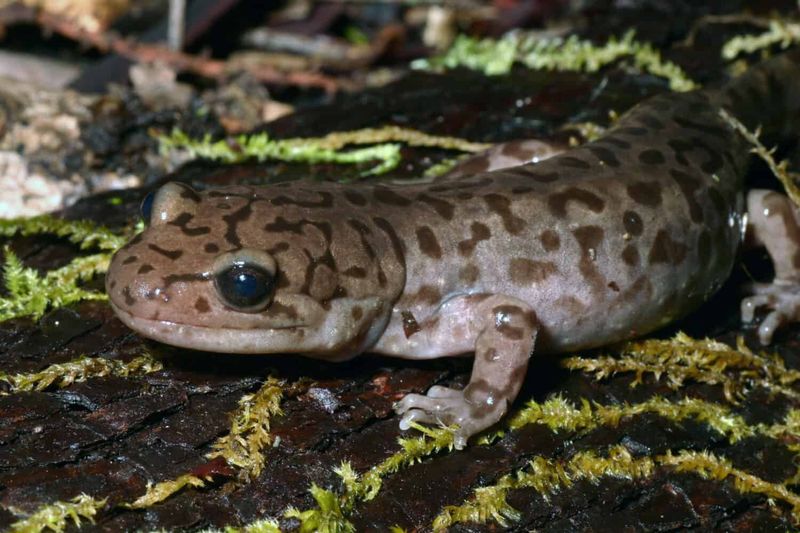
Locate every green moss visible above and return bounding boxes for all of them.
[8,494,107,533]
[722,19,800,60]
[719,108,800,207]
[563,332,800,402]
[432,446,654,530]
[158,126,490,179]
[206,376,285,479]
[284,484,355,533]
[0,215,134,323]
[0,352,162,393]
[123,474,207,509]
[416,30,698,92]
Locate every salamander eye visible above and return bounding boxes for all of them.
[140,191,154,223]
[214,262,275,312]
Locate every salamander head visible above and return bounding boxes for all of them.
[106,182,392,357]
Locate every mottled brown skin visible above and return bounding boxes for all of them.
[107,53,800,448]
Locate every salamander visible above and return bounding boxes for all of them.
[106,52,800,448]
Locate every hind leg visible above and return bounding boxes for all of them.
[741,189,800,344]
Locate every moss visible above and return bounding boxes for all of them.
[416,30,698,92]
[123,474,207,510]
[432,446,654,530]
[0,215,133,323]
[0,353,162,393]
[206,376,285,479]
[659,450,800,521]
[8,494,107,533]
[504,395,754,444]
[158,126,489,179]
[722,19,800,60]
[284,484,355,533]
[563,332,800,403]
[719,108,800,207]
[0,215,126,252]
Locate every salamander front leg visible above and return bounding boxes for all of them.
[393,296,537,449]
[741,189,800,344]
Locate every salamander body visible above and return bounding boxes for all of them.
[107,53,800,447]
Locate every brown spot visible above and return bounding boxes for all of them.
[554,295,585,314]
[511,186,533,194]
[177,185,201,203]
[195,297,210,313]
[343,190,368,206]
[401,310,420,338]
[484,194,525,235]
[626,181,662,207]
[509,258,557,284]
[148,243,183,260]
[573,225,606,292]
[623,211,644,236]
[608,281,620,292]
[540,230,561,252]
[617,126,649,136]
[638,149,665,165]
[599,136,632,149]
[122,286,135,306]
[588,146,620,167]
[417,194,455,220]
[526,171,560,183]
[649,230,688,265]
[416,226,442,259]
[216,202,231,210]
[667,138,693,166]
[374,187,412,207]
[109,280,117,289]
[351,306,364,321]
[558,156,592,169]
[698,230,711,265]
[708,187,728,219]
[673,115,727,139]
[222,201,253,247]
[168,212,211,236]
[621,245,640,266]
[458,222,491,256]
[409,285,441,305]
[343,266,367,278]
[122,255,138,265]
[459,264,480,283]
[137,264,154,274]
[204,243,219,254]
[548,187,606,217]
[271,191,334,208]
[373,217,407,269]
[492,304,536,340]
[669,169,704,223]
[637,114,665,130]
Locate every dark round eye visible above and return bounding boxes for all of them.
[214,263,275,311]
[140,191,154,223]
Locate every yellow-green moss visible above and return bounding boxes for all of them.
[0,352,162,394]
[200,518,282,533]
[207,376,285,479]
[283,484,355,533]
[0,215,132,323]
[8,494,107,533]
[158,126,490,179]
[659,449,800,520]
[432,445,654,530]
[722,19,800,60]
[719,108,800,207]
[563,332,800,402]
[416,30,698,92]
[123,474,207,510]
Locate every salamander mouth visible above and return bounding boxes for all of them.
[109,301,309,354]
